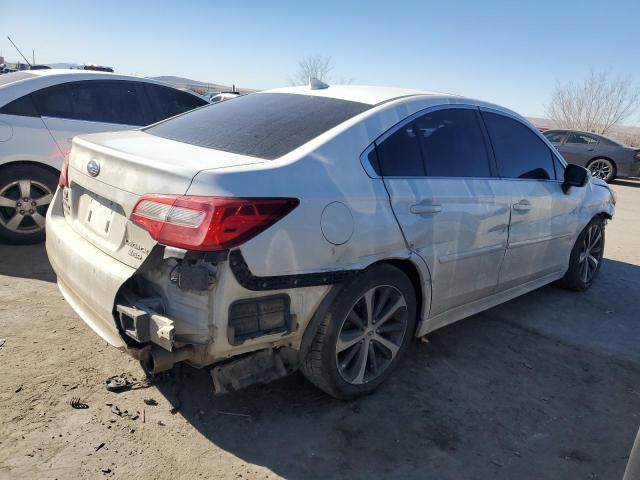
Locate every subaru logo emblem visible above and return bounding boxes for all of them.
[87,159,100,177]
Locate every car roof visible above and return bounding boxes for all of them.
[265,84,450,106]
[0,69,203,104]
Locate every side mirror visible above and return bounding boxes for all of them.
[562,164,589,193]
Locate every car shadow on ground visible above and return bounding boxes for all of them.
[0,242,55,282]
[153,258,640,480]
[611,178,640,188]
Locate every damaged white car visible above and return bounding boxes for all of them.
[46,82,615,399]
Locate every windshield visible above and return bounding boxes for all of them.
[145,92,371,160]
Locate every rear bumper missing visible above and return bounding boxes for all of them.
[46,188,134,348]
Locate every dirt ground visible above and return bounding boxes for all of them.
[1,180,639,480]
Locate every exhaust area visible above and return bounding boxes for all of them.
[141,346,195,375]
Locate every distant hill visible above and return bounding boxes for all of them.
[150,75,256,94]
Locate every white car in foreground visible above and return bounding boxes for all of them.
[0,70,208,243]
[46,83,615,398]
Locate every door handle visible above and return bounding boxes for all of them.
[410,203,442,215]
[512,200,532,212]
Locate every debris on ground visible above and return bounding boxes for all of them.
[157,420,165,426]
[70,397,89,409]
[105,376,131,393]
[0,338,6,348]
[14,386,22,393]
[95,442,105,452]
[110,405,121,416]
[101,467,111,474]
[143,398,158,406]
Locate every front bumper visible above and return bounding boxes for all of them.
[46,188,134,348]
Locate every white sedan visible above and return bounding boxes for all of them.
[46,82,615,398]
[0,70,208,243]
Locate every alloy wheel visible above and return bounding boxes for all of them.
[588,160,613,181]
[578,223,604,283]
[336,285,408,385]
[0,179,54,234]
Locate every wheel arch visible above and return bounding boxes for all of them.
[0,160,61,178]
[299,255,430,361]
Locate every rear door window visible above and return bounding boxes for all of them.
[146,84,208,121]
[566,132,599,145]
[482,112,556,180]
[376,122,425,176]
[145,92,371,159]
[66,80,147,125]
[414,108,491,177]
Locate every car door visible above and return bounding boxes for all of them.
[31,80,151,155]
[558,132,600,167]
[377,105,511,316]
[480,110,581,290]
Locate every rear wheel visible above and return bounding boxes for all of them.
[300,264,416,399]
[558,217,605,291]
[0,164,57,244]
[587,158,616,182]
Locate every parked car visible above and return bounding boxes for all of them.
[208,91,240,103]
[544,129,640,182]
[46,84,615,399]
[0,69,208,243]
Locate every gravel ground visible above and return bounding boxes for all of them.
[1,179,639,480]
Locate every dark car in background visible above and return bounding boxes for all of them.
[544,129,640,182]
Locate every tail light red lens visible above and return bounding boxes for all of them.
[59,154,70,187]
[130,195,299,251]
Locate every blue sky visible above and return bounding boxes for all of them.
[2,0,639,120]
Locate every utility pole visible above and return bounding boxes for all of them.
[32,49,35,64]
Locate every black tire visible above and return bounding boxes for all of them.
[557,216,605,291]
[0,164,58,244]
[300,264,417,399]
[587,158,616,182]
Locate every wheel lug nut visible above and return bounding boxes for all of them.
[31,201,36,206]
[16,202,21,207]
[29,209,34,214]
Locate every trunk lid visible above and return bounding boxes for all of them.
[64,130,267,268]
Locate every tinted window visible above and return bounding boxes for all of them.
[67,81,146,125]
[148,85,208,120]
[414,108,491,177]
[483,112,555,180]
[0,71,36,87]
[32,84,74,119]
[566,132,598,145]
[376,122,424,176]
[544,131,568,143]
[146,93,371,160]
[0,94,38,117]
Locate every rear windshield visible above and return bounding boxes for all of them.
[0,71,36,87]
[144,92,371,159]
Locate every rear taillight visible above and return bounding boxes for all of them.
[59,154,70,187]
[130,195,299,251]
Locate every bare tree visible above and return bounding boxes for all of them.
[288,55,336,86]
[547,70,640,134]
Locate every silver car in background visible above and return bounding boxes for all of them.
[46,85,616,399]
[544,129,640,182]
[0,70,208,244]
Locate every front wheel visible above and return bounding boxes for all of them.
[558,217,605,291]
[587,158,616,182]
[300,264,417,399]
